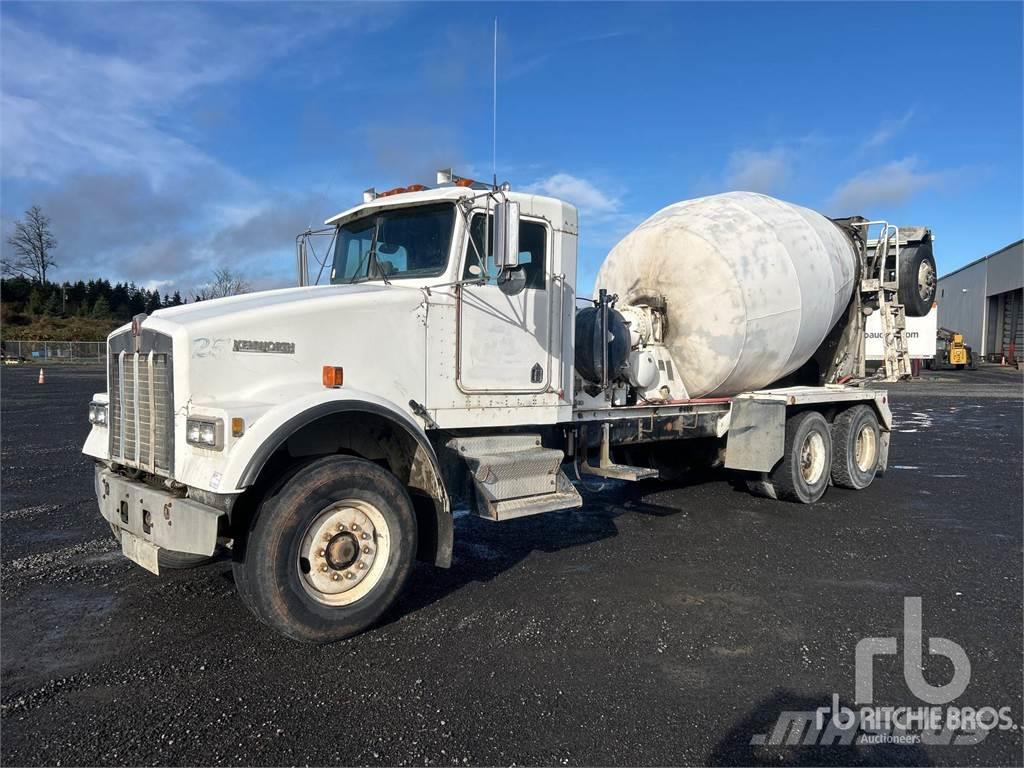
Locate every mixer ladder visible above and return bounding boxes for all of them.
[854,221,913,382]
[877,291,912,381]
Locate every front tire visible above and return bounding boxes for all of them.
[830,405,880,490]
[234,456,417,644]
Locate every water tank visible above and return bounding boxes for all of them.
[596,192,857,398]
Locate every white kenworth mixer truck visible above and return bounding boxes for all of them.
[83,170,937,642]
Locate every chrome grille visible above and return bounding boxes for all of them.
[109,334,173,475]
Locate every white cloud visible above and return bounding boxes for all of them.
[723,148,791,194]
[863,110,915,149]
[523,173,620,215]
[0,5,381,291]
[826,157,956,213]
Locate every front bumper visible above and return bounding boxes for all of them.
[95,466,221,556]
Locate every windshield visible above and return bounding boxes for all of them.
[330,203,455,284]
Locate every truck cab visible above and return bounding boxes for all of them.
[83,174,587,642]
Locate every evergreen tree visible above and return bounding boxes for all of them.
[91,295,111,318]
[28,285,46,315]
[43,290,62,316]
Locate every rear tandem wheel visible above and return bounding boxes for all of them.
[748,410,833,504]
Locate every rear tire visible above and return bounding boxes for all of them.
[234,456,416,644]
[830,405,880,490]
[758,411,833,504]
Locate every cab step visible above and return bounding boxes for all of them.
[578,422,659,481]
[476,472,583,521]
[447,434,583,521]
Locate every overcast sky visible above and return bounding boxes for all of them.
[1,2,1021,297]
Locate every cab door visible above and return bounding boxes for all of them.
[457,213,552,392]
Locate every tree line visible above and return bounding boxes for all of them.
[2,205,251,325]
[1,276,185,320]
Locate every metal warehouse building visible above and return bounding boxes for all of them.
[936,239,1023,360]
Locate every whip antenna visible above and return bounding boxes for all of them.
[492,17,498,188]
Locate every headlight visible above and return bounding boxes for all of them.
[88,402,107,426]
[186,418,224,450]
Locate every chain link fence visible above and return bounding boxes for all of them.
[2,340,105,363]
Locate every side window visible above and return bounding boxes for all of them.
[463,214,547,290]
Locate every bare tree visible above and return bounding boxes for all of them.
[192,267,252,301]
[4,206,58,283]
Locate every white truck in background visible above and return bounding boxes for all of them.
[865,298,938,362]
[83,171,937,642]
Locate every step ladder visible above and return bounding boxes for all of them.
[448,435,582,521]
[857,221,912,382]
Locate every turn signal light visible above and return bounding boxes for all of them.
[322,366,344,388]
[231,417,245,437]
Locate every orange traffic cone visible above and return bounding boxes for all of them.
[37,368,45,384]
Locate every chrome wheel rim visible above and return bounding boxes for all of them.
[800,432,826,485]
[297,499,390,606]
[855,425,877,473]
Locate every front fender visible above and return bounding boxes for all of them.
[218,386,453,568]
[218,386,437,494]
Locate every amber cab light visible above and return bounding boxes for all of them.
[322,366,344,388]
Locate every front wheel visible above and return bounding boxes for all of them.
[234,456,417,644]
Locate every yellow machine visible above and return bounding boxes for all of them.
[948,332,969,366]
[928,327,974,370]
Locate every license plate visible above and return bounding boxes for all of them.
[121,531,160,575]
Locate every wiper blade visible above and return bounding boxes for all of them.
[346,216,382,284]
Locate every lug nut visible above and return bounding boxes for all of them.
[357,562,366,570]
[318,549,325,557]
[332,573,340,581]
[361,532,369,540]
[346,572,356,580]
[362,546,371,554]
[351,523,360,531]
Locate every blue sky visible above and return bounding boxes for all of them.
[1,1,1021,297]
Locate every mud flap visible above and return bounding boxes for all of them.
[121,531,160,575]
[724,397,786,473]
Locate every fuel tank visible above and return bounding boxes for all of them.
[596,192,857,398]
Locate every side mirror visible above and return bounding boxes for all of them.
[493,199,520,269]
[497,265,527,296]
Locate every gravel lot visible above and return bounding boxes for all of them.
[2,364,1021,767]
